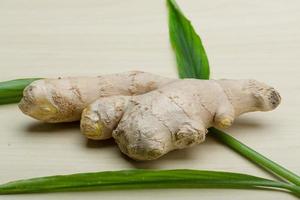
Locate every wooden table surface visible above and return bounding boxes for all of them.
[0,0,299,199]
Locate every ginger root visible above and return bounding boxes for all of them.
[18,71,281,160]
[18,71,173,122]
[80,79,281,160]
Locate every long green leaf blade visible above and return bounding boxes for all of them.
[0,78,40,105]
[167,0,210,79]
[210,128,300,185]
[0,169,298,195]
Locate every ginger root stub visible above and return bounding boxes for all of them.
[81,79,281,160]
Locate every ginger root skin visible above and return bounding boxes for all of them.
[80,96,130,140]
[18,71,174,122]
[81,79,281,160]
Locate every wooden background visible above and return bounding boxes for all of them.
[0,0,299,199]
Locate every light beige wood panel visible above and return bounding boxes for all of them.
[0,0,299,199]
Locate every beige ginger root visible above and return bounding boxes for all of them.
[18,70,281,160]
[80,79,281,160]
[18,71,174,122]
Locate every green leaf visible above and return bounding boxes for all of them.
[0,169,299,195]
[0,78,41,105]
[210,128,300,185]
[167,0,210,79]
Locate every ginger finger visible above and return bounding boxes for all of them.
[18,71,174,123]
[80,96,130,140]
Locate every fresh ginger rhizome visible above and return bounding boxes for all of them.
[19,71,281,160]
